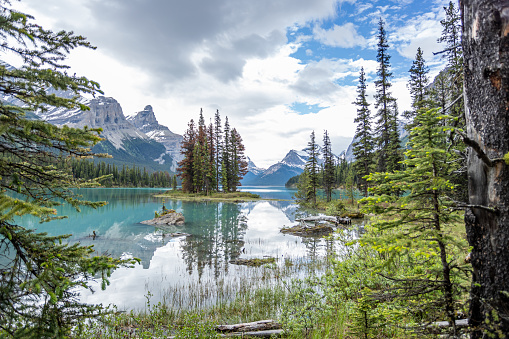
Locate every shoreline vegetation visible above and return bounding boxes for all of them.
[156,190,289,202]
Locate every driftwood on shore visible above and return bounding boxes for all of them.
[166,320,283,338]
[296,215,351,225]
[216,319,281,333]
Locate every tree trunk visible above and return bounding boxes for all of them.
[462,0,509,336]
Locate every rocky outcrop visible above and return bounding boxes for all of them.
[140,212,185,226]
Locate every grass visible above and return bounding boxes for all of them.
[73,255,331,338]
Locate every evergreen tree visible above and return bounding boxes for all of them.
[231,128,248,191]
[0,3,137,336]
[352,67,374,197]
[214,109,222,191]
[221,117,232,192]
[322,130,335,202]
[362,109,469,335]
[177,119,196,192]
[305,131,319,206]
[374,18,401,173]
[207,121,217,193]
[405,47,430,124]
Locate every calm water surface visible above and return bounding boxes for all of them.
[20,187,354,310]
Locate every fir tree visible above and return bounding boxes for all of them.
[362,109,469,335]
[0,3,137,336]
[305,131,319,206]
[221,117,232,192]
[230,128,248,191]
[374,18,401,173]
[207,121,217,193]
[322,130,335,202]
[214,110,222,191]
[405,47,430,124]
[352,67,374,197]
[177,119,196,192]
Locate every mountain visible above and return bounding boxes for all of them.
[241,157,266,184]
[127,105,183,171]
[242,148,339,186]
[0,61,179,173]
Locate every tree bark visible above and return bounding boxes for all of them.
[462,0,509,336]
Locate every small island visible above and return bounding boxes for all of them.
[156,190,262,203]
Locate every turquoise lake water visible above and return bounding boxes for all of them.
[19,187,357,310]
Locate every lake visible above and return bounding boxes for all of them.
[19,187,358,310]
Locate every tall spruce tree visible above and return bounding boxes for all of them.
[352,67,374,197]
[322,130,335,202]
[305,131,319,206]
[230,128,248,191]
[207,121,217,193]
[221,117,232,192]
[374,18,401,173]
[0,3,137,336]
[362,109,469,335]
[214,110,222,191]
[177,119,196,192]
[405,47,430,124]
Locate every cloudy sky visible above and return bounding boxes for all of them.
[10,0,450,168]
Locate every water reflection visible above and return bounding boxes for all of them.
[16,188,360,310]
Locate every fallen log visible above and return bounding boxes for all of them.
[167,329,284,338]
[216,319,281,333]
[223,329,284,337]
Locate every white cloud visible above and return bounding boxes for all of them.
[313,22,367,48]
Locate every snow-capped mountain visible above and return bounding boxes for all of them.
[127,105,183,171]
[242,148,340,186]
[0,61,179,172]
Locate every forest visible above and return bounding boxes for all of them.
[65,159,177,188]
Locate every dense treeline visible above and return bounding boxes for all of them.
[178,109,248,194]
[65,159,177,188]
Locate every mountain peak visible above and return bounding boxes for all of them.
[128,105,165,134]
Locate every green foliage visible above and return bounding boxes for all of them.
[325,199,345,217]
[352,67,374,197]
[178,112,247,194]
[360,109,470,334]
[0,2,139,336]
[280,278,326,337]
[374,18,402,174]
[66,159,173,187]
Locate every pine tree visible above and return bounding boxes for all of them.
[305,131,319,206]
[207,121,217,193]
[352,67,374,197]
[230,128,248,191]
[221,117,232,192]
[177,119,196,192]
[214,110,222,191]
[374,18,401,173]
[405,47,430,124]
[322,130,335,202]
[0,3,137,336]
[362,109,469,335]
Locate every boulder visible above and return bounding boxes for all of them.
[141,212,185,226]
